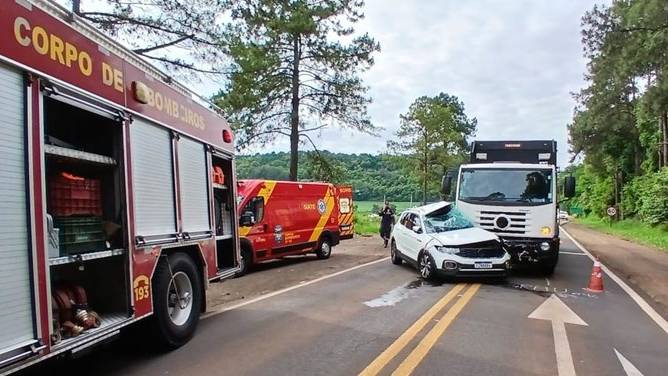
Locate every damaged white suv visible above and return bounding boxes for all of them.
[390,202,511,279]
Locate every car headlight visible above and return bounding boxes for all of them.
[434,245,459,254]
[540,226,552,235]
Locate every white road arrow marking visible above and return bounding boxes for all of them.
[529,294,588,376]
[614,349,644,376]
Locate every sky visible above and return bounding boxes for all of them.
[67,0,604,168]
[232,0,604,168]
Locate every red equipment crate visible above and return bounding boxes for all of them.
[49,172,102,216]
[212,166,225,185]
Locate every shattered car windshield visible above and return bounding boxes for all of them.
[423,205,473,233]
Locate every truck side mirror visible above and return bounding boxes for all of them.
[564,176,576,198]
[441,175,452,195]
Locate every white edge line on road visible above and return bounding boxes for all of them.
[561,227,668,335]
[202,257,391,320]
[559,251,587,256]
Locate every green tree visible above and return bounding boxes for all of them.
[567,0,668,226]
[69,0,228,75]
[570,0,668,176]
[387,94,476,204]
[302,152,345,183]
[215,0,380,180]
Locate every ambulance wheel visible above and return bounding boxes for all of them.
[151,253,202,349]
[236,246,253,277]
[316,237,332,259]
[390,239,403,265]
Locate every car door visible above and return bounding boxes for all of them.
[403,214,424,260]
[393,212,410,254]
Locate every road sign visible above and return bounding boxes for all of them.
[607,207,617,217]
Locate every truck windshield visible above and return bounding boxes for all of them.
[458,168,553,205]
[423,206,473,233]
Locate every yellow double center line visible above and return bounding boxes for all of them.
[359,283,481,376]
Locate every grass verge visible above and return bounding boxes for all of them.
[574,216,668,252]
[353,201,414,236]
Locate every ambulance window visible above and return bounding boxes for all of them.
[254,197,265,222]
[243,196,264,223]
[340,198,351,214]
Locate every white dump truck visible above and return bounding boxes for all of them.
[442,140,575,274]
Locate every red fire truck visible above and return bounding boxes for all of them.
[236,180,354,275]
[0,1,241,373]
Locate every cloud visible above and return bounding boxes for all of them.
[228,1,605,167]
[295,0,599,167]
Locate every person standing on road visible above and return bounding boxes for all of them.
[378,201,395,248]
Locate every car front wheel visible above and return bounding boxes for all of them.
[419,252,436,280]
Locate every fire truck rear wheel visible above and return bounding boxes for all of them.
[316,237,332,259]
[151,253,202,349]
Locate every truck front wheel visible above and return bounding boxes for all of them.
[151,253,202,349]
[540,251,559,276]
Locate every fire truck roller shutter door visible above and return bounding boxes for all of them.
[130,118,177,238]
[177,137,210,234]
[0,63,37,355]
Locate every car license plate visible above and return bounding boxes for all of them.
[474,262,493,269]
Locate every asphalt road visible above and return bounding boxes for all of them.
[20,231,668,376]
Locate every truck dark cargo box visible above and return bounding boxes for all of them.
[470,140,557,165]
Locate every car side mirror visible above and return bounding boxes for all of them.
[240,212,255,227]
[412,225,422,234]
[564,176,576,198]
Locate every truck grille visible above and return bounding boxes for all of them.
[477,210,528,235]
[458,240,505,258]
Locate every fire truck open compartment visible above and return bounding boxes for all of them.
[43,96,131,345]
[212,155,237,270]
[48,256,130,348]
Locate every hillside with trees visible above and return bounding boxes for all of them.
[236,151,431,202]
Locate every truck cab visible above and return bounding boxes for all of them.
[443,140,575,274]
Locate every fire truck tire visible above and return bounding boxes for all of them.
[236,246,253,277]
[316,236,332,259]
[151,253,202,349]
[390,239,403,265]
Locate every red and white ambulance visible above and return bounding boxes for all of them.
[235,180,354,275]
[0,1,241,373]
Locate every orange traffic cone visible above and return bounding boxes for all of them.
[586,258,604,292]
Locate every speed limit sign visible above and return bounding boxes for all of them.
[607,207,617,217]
